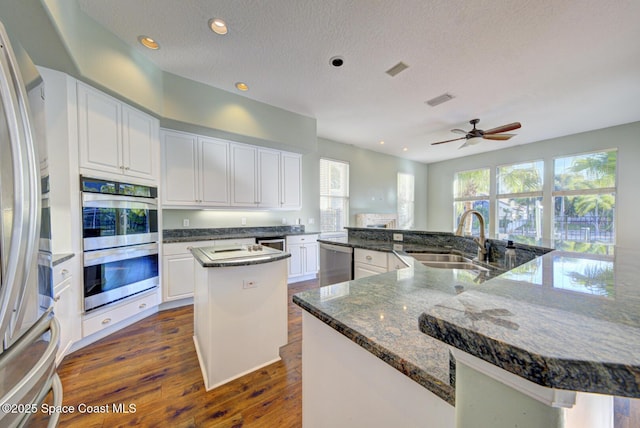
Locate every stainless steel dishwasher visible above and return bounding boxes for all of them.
[319,243,353,286]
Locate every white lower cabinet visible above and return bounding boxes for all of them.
[287,234,319,283]
[354,249,389,279]
[82,290,160,337]
[53,259,80,364]
[162,238,256,301]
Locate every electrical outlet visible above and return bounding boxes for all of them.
[393,243,403,251]
[393,233,403,241]
[243,280,258,289]
[241,217,247,225]
[183,219,190,227]
[282,218,287,224]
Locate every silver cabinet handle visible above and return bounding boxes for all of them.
[102,318,112,325]
[139,303,147,309]
[366,255,372,261]
[61,268,69,276]
[53,295,61,302]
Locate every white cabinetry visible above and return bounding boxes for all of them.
[354,249,388,279]
[280,152,302,209]
[230,144,258,207]
[82,290,160,337]
[257,148,280,208]
[162,238,256,301]
[161,130,230,207]
[287,234,319,283]
[52,258,80,364]
[77,82,159,183]
[162,129,302,210]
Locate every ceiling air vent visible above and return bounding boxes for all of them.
[426,93,455,107]
[385,61,409,77]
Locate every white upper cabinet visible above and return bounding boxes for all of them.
[161,130,230,207]
[77,82,159,183]
[162,129,302,210]
[162,130,198,205]
[280,152,302,209]
[230,143,258,207]
[200,137,231,205]
[257,148,281,208]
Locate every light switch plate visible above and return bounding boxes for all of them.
[183,219,190,227]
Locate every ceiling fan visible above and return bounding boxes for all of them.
[431,118,521,149]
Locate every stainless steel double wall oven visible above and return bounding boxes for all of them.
[81,176,159,312]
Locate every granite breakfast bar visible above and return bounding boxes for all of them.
[293,232,637,428]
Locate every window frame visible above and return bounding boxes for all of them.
[319,157,350,233]
[397,172,415,230]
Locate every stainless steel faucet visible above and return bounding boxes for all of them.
[455,210,487,261]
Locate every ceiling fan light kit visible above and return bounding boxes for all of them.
[431,118,521,148]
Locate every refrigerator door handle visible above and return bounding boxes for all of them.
[0,27,37,340]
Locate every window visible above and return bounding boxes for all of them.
[320,158,349,233]
[453,168,490,235]
[397,173,414,229]
[553,150,616,243]
[496,160,544,243]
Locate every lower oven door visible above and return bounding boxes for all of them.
[83,243,159,312]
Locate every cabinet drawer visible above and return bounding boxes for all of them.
[82,290,159,337]
[286,234,318,246]
[53,262,73,286]
[354,249,387,268]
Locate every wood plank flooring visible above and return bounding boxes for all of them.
[27,276,640,427]
[29,279,318,428]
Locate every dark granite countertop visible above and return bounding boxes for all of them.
[163,226,318,243]
[295,235,640,403]
[191,244,291,267]
[419,247,640,399]
[53,253,75,266]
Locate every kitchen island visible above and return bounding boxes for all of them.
[191,244,290,390]
[294,234,635,427]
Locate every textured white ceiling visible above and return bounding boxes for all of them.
[78,0,640,164]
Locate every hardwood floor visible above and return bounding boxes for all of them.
[31,279,319,428]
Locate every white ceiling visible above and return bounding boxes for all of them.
[78,0,640,164]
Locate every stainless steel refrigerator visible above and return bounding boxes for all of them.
[0,21,62,427]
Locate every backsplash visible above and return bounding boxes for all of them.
[345,227,553,268]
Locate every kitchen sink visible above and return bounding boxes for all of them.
[410,253,490,272]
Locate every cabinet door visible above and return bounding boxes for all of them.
[354,263,387,279]
[77,83,122,175]
[200,137,230,206]
[257,149,280,208]
[163,255,196,300]
[281,152,301,209]
[230,144,257,207]
[303,243,319,275]
[53,277,74,364]
[288,243,304,277]
[122,105,159,181]
[162,130,198,205]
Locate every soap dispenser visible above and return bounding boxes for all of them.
[505,240,516,270]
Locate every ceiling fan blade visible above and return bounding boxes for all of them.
[431,136,466,145]
[451,128,467,135]
[483,122,521,135]
[483,133,515,141]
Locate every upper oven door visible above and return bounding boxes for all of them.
[82,193,158,250]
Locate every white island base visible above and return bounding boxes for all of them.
[193,258,288,390]
[302,312,455,427]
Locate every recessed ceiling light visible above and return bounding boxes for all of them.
[209,18,228,35]
[379,140,385,145]
[235,82,249,91]
[402,147,408,152]
[138,36,159,50]
[330,56,344,67]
